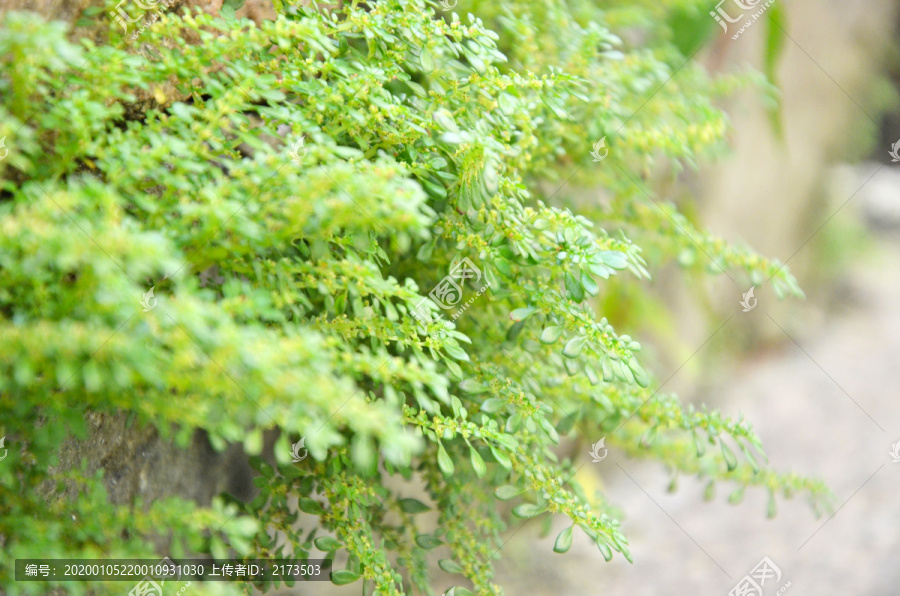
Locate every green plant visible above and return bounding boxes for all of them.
[0,1,830,595]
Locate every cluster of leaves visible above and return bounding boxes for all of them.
[0,1,828,594]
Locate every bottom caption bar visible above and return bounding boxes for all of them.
[15,559,333,582]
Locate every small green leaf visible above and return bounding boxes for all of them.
[470,446,486,478]
[562,337,584,358]
[483,157,500,194]
[596,539,613,561]
[398,498,430,514]
[540,325,564,344]
[416,241,434,261]
[667,476,678,493]
[331,570,361,585]
[480,397,505,413]
[444,343,470,362]
[494,485,520,500]
[580,271,599,296]
[314,536,342,551]
[553,525,574,553]
[494,257,512,277]
[437,442,454,476]
[720,439,738,472]
[441,131,468,145]
[438,559,465,574]
[510,306,537,322]
[601,358,614,382]
[445,588,476,596]
[459,378,487,394]
[599,250,627,269]
[498,93,517,115]
[490,446,512,469]
[512,503,543,519]
[298,498,325,515]
[220,3,236,20]
[564,270,584,302]
[556,413,576,435]
[627,358,650,388]
[505,413,523,433]
[170,102,196,121]
[415,533,443,549]
[351,433,376,475]
[419,47,435,72]
[433,109,458,132]
[538,416,559,443]
[692,428,707,457]
[494,433,518,450]
[738,441,760,473]
[728,486,745,505]
[506,320,526,341]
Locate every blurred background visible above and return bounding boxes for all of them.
[491,0,900,593]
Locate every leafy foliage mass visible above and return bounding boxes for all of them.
[0,1,829,594]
